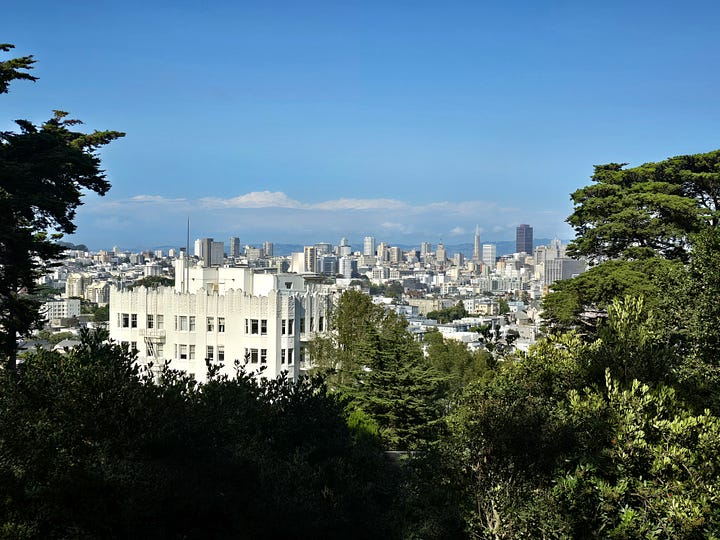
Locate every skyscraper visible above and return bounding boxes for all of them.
[516,224,533,254]
[473,225,481,261]
[363,236,376,256]
[338,237,352,257]
[482,243,497,269]
[303,246,317,273]
[229,236,240,258]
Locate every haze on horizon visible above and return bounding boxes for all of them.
[3,0,719,250]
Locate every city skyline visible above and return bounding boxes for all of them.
[4,1,719,248]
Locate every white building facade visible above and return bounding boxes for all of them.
[110,262,335,383]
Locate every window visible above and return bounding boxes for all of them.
[206,345,214,360]
[300,318,305,333]
[218,346,225,362]
[130,314,137,328]
[179,316,188,331]
[287,348,294,365]
[179,344,188,360]
[147,314,154,328]
[281,320,286,335]
[310,317,315,331]
[260,348,267,364]
[260,319,267,335]
[130,341,137,352]
[157,315,164,330]
[189,345,196,360]
[300,347,306,364]
[319,316,324,332]
[189,316,196,331]
[207,317,215,332]
[121,313,129,328]
[281,349,286,364]
[250,348,258,363]
[251,319,259,334]
[244,319,248,333]
[218,317,225,332]
[288,318,294,335]
[156,344,163,358]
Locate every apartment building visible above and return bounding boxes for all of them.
[110,261,334,383]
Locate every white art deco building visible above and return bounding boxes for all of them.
[110,259,335,383]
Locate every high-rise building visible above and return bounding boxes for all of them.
[210,241,224,266]
[338,237,352,257]
[229,237,240,258]
[436,242,447,262]
[319,255,338,275]
[377,242,389,262]
[338,256,356,277]
[389,246,402,263]
[195,238,224,267]
[66,273,85,298]
[303,246,317,273]
[516,224,533,254]
[363,236,376,256]
[420,242,432,260]
[473,225,481,261]
[482,243,497,269]
[263,241,274,258]
[314,242,332,255]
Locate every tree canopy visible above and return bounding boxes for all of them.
[567,150,720,262]
[310,290,446,450]
[0,43,123,369]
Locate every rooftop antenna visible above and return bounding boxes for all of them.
[185,217,190,293]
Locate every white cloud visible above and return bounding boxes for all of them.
[200,191,300,209]
[129,195,187,204]
[74,190,573,248]
[311,198,408,211]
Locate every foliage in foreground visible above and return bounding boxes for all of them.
[435,330,720,539]
[0,330,402,539]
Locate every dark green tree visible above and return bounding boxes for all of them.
[311,290,446,449]
[567,150,720,263]
[427,300,468,323]
[424,329,491,395]
[0,43,123,369]
[129,275,174,289]
[542,257,681,329]
[0,329,405,538]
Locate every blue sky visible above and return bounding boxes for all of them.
[3,0,720,250]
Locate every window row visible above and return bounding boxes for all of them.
[118,313,325,333]
[245,319,268,335]
[118,313,138,328]
[245,348,268,364]
[174,316,225,332]
[172,344,225,362]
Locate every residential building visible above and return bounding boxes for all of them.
[303,246,317,273]
[110,262,334,383]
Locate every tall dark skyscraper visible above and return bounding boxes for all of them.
[516,224,533,254]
